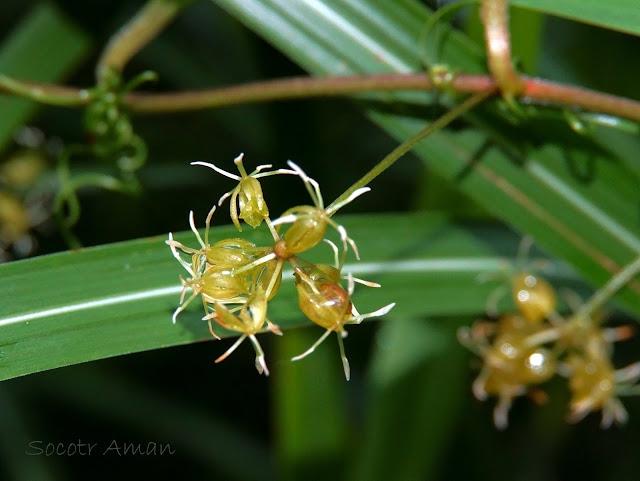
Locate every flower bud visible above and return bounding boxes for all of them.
[237,177,269,229]
[282,206,327,254]
[213,286,268,334]
[255,259,283,300]
[511,273,556,323]
[295,276,352,330]
[200,264,249,302]
[567,354,615,414]
[205,238,257,266]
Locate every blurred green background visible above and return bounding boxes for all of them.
[2,1,640,480]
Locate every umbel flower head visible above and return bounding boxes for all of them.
[460,250,640,429]
[167,154,394,377]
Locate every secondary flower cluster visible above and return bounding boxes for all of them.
[459,269,640,429]
[0,145,50,260]
[167,154,394,379]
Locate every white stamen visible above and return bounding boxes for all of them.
[348,237,360,261]
[204,205,216,247]
[326,187,371,215]
[345,276,380,288]
[350,302,395,324]
[233,252,277,275]
[191,161,240,181]
[189,211,205,248]
[253,164,273,173]
[286,160,323,207]
[218,191,232,206]
[215,334,248,363]
[291,328,333,362]
[166,233,194,275]
[271,214,298,227]
[323,239,340,267]
[347,273,355,297]
[253,168,298,179]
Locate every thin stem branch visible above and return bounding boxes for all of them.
[480,0,524,98]
[326,88,497,213]
[3,72,640,122]
[124,74,640,122]
[524,326,561,348]
[574,255,640,322]
[520,78,640,121]
[96,0,189,83]
[0,75,92,106]
[125,73,437,112]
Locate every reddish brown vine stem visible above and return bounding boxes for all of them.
[125,74,640,122]
[2,72,640,121]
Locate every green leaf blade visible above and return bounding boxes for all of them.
[0,213,554,381]
[512,0,640,37]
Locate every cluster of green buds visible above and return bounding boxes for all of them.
[459,267,640,429]
[54,71,158,233]
[83,70,156,173]
[167,154,394,378]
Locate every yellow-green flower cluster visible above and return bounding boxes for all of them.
[167,154,394,378]
[460,269,640,429]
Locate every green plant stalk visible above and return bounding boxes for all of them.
[0,74,91,106]
[327,88,496,212]
[575,254,640,321]
[95,0,190,83]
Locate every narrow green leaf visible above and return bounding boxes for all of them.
[212,0,485,76]
[0,213,572,381]
[0,3,91,151]
[511,0,640,37]
[510,6,545,75]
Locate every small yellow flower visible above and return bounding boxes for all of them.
[567,354,640,428]
[192,153,295,231]
[272,161,369,261]
[290,259,394,380]
[206,286,281,376]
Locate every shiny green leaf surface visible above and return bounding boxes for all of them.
[0,212,562,381]
[512,0,640,37]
